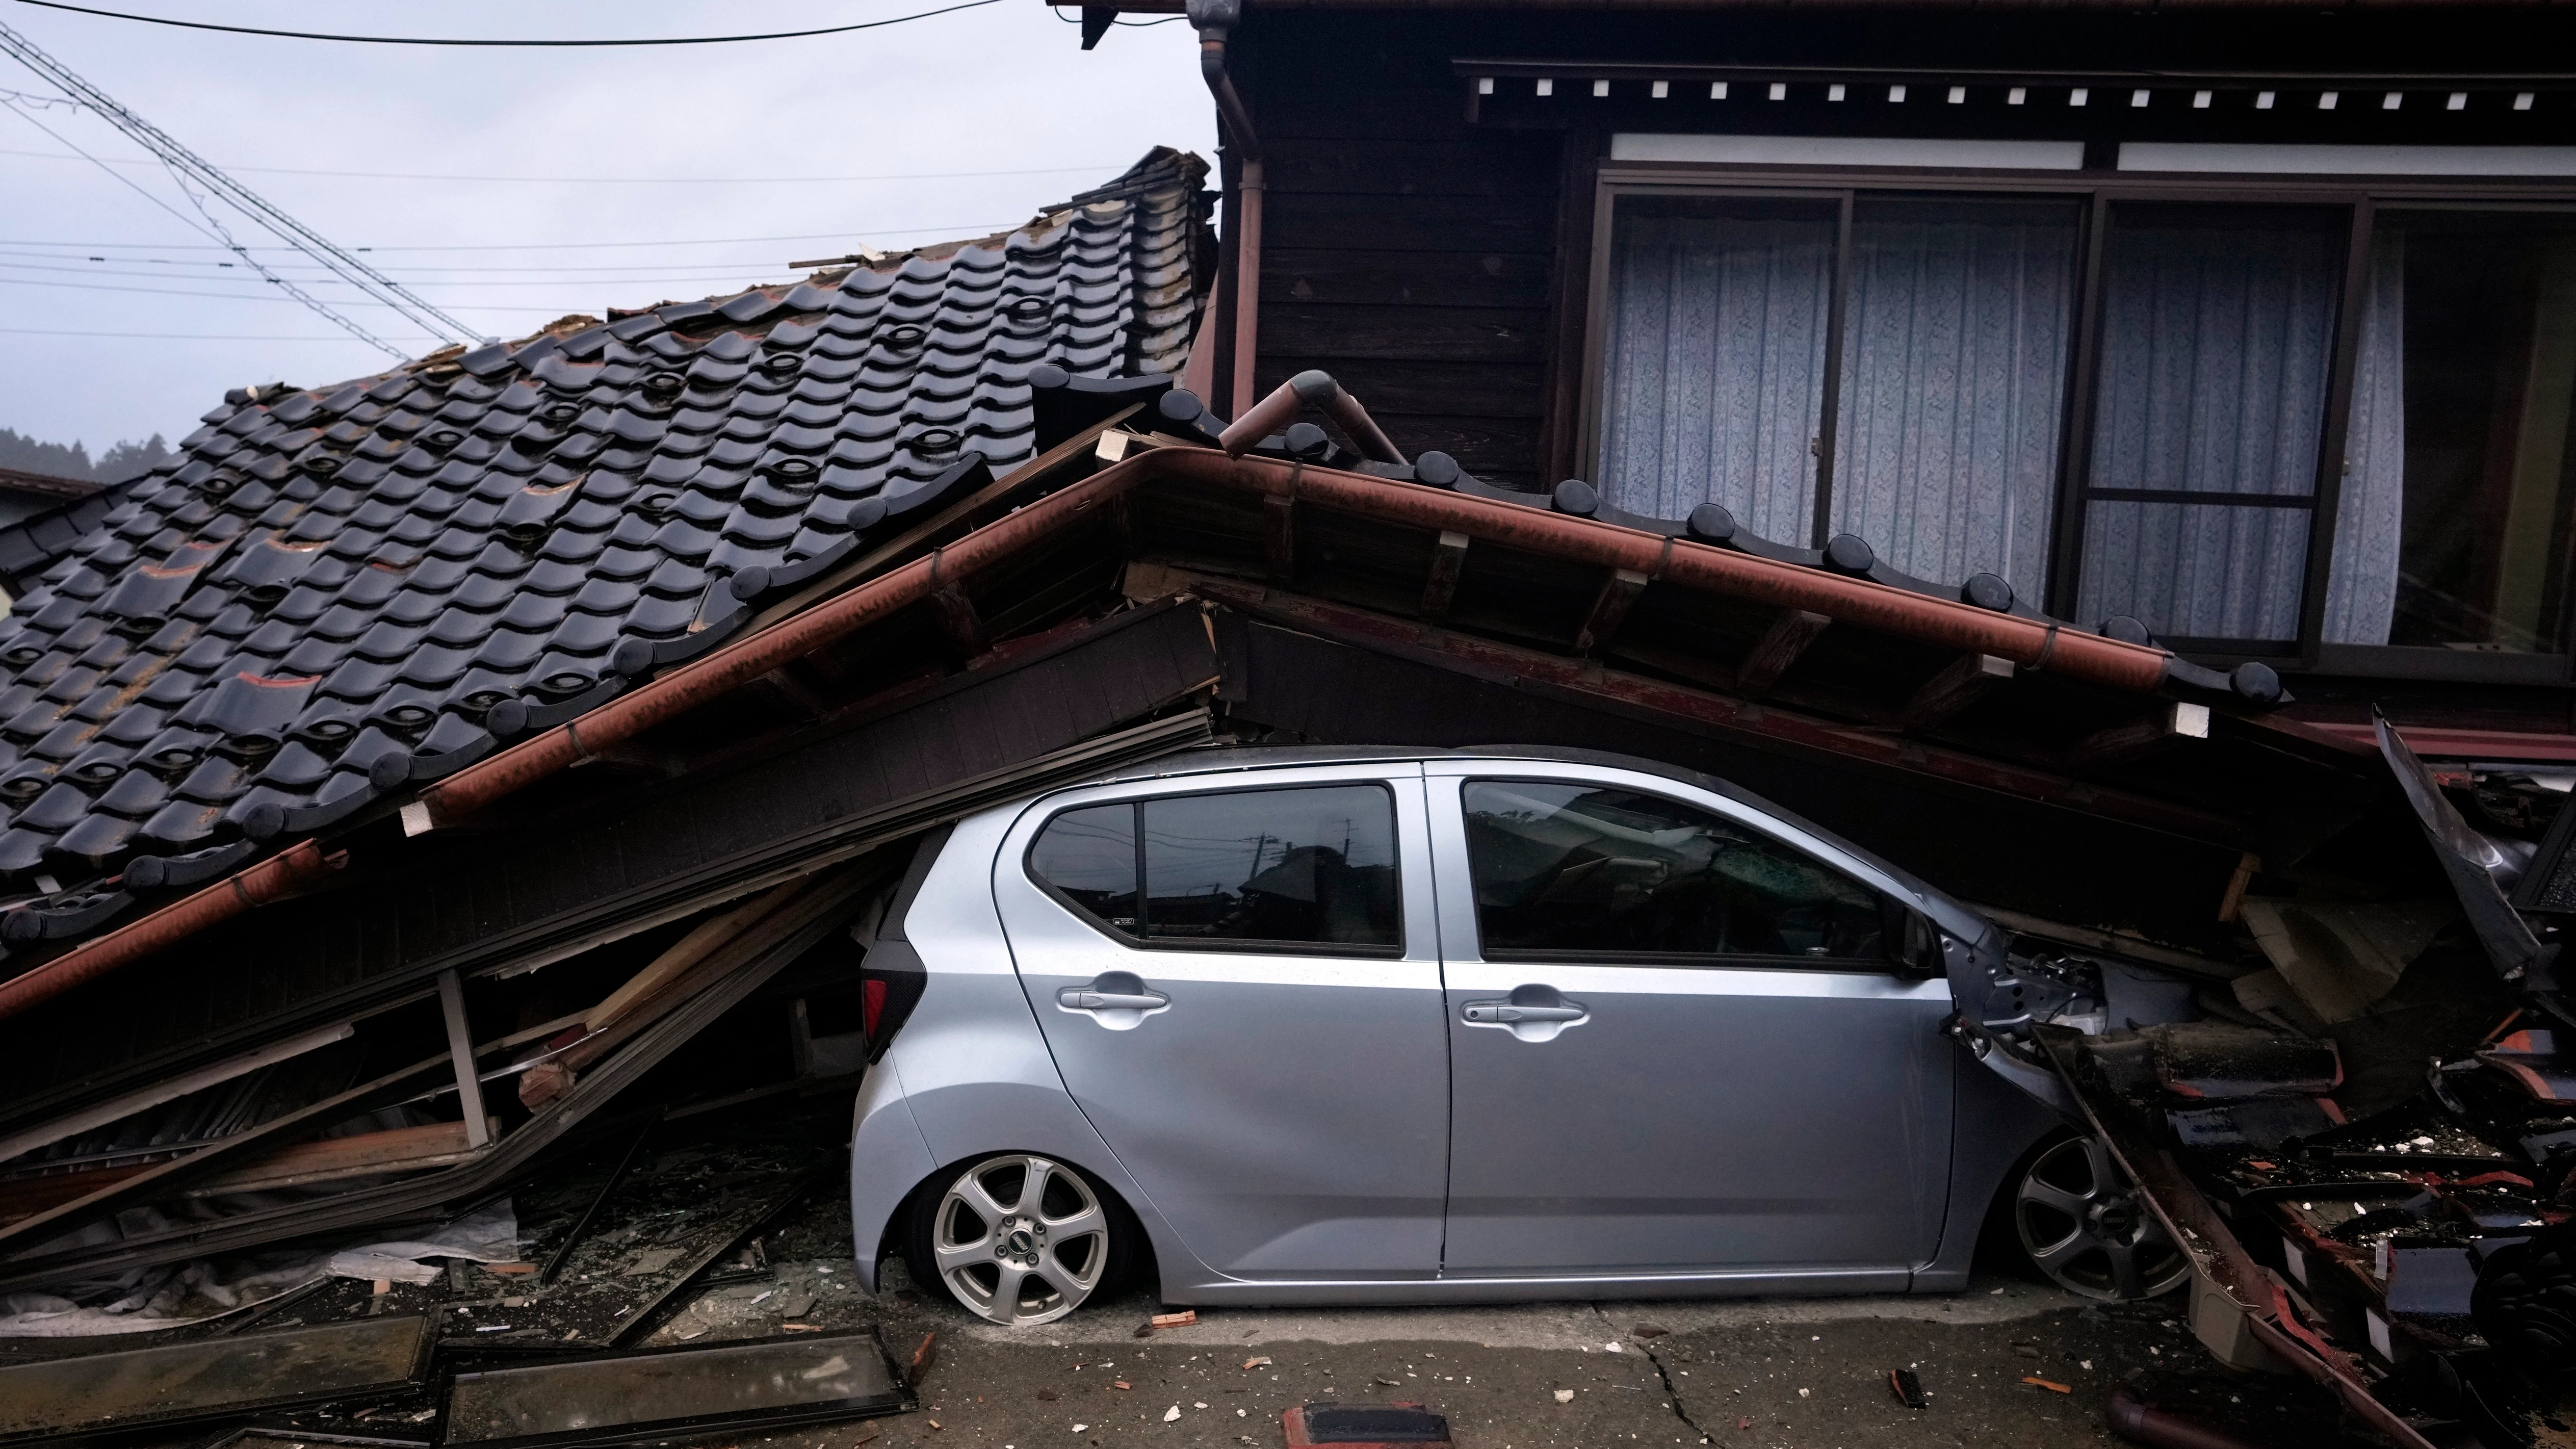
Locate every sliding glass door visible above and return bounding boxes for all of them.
[1597,194,1838,540]
[1834,196,2081,607]
[2071,203,2349,650]
[1596,189,2083,613]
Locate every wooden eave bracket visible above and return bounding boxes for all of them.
[1575,568,1651,655]
[1902,652,2016,733]
[1737,609,1832,697]
[928,582,992,660]
[1419,530,1470,622]
[2065,701,2213,772]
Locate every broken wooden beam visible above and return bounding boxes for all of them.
[1902,653,2015,732]
[0,1119,498,1225]
[1737,609,1832,696]
[1575,568,1650,655]
[1419,530,1469,622]
[2066,701,2211,771]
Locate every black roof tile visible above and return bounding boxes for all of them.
[0,149,1207,898]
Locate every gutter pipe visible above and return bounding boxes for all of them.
[0,438,2175,1023]
[1189,0,1263,417]
[0,841,340,1021]
[1220,371,1408,464]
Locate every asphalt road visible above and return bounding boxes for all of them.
[649,1197,2369,1449]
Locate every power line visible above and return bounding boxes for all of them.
[0,141,1123,186]
[0,249,854,277]
[0,274,621,312]
[0,223,1027,252]
[0,258,831,288]
[0,325,436,341]
[10,0,1005,46]
[0,17,472,351]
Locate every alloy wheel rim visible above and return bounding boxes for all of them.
[2014,1136,2192,1301]
[931,1154,1110,1326]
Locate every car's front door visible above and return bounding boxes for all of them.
[1429,762,1956,1285]
[995,765,1450,1281]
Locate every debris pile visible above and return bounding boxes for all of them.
[1956,713,2576,1448]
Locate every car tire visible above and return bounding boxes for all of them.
[905,1153,1136,1326]
[2008,1134,2192,1301]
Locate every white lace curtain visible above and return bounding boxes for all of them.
[1830,211,2076,603]
[2073,221,2405,643]
[1598,211,1831,544]
[1599,198,2408,646]
[1598,205,2078,602]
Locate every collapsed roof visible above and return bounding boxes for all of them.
[0,148,1209,897]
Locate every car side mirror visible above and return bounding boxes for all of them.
[1899,909,1946,980]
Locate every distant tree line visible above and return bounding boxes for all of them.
[0,428,175,483]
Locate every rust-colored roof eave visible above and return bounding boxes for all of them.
[0,444,2175,1024]
[0,841,337,1021]
[415,444,2170,827]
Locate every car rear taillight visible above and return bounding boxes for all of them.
[856,941,926,1061]
[862,977,888,1040]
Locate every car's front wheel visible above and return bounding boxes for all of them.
[907,1154,1129,1326]
[2012,1135,2192,1301]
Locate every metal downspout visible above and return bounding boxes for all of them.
[1190,0,1262,417]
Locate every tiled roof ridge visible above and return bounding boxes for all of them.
[0,151,1211,940]
[0,467,106,503]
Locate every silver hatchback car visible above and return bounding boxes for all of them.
[847,745,2180,1326]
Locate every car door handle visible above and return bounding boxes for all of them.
[1058,987,1170,1012]
[1460,986,1588,1042]
[1461,1002,1583,1024]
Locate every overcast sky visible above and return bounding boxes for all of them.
[0,1,1215,455]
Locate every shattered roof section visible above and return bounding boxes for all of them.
[0,149,1210,890]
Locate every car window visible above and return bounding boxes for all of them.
[1461,780,1885,964]
[1027,784,1402,954]
[1026,803,1141,934]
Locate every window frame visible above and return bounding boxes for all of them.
[1022,779,1409,960]
[1455,773,1901,973]
[1579,161,2576,683]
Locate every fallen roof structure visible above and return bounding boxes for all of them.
[0,138,2567,1448]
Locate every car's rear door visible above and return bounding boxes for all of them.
[994,763,1450,1282]
[1429,760,1955,1285]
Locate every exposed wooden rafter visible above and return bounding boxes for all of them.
[1575,568,1651,654]
[2067,701,2211,771]
[1420,530,1470,622]
[928,583,991,660]
[1738,609,1832,696]
[1903,653,2016,732]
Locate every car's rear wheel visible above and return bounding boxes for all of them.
[2012,1135,2192,1301]
[907,1154,1128,1327]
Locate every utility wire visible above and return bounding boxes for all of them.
[149,147,402,352]
[0,249,853,275]
[0,325,440,340]
[0,258,835,286]
[10,0,1004,46]
[0,224,1027,252]
[0,137,1122,185]
[0,16,473,351]
[0,274,620,311]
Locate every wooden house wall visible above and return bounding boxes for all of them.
[1242,21,1569,488]
[1232,8,2576,492]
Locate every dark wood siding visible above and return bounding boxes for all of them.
[1246,28,1564,487]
